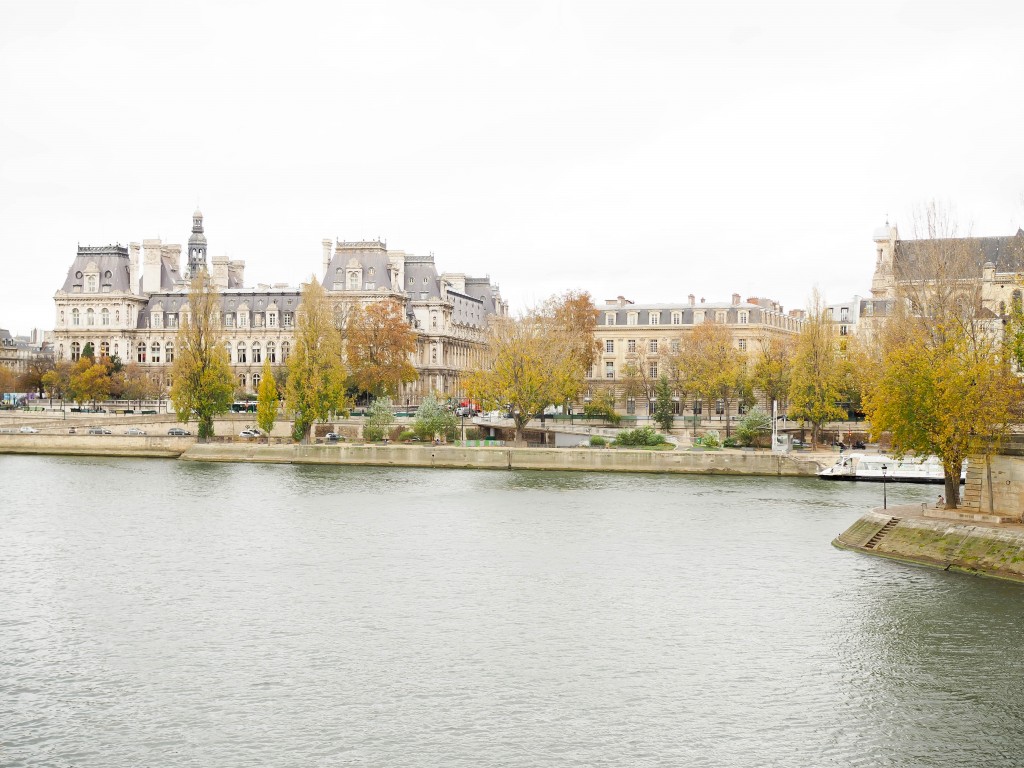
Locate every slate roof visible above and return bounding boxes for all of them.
[59,246,133,293]
[137,289,302,328]
[404,255,441,300]
[597,301,775,326]
[321,241,396,292]
[894,230,1024,274]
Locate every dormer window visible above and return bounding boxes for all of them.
[604,312,616,326]
[86,275,97,292]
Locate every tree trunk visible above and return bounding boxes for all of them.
[943,461,961,508]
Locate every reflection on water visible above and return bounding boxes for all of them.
[0,455,1019,767]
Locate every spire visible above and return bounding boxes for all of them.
[187,208,208,277]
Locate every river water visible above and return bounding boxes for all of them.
[1,455,1022,767]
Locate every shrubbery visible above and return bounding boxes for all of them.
[613,425,666,447]
[701,430,721,449]
[589,435,607,447]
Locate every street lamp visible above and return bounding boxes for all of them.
[461,412,466,444]
[881,463,888,510]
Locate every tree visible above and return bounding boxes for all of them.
[412,393,456,442]
[256,358,279,435]
[653,374,675,431]
[169,271,235,439]
[42,361,73,402]
[542,290,600,407]
[750,333,794,414]
[465,311,582,444]
[683,321,746,437]
[345,298,418,398]
[286,277,350,442]
[864,202,1024,506]
[69,357,112,406]
[364,396,396,441]
[19,357,55,397]
[117,363,158,410]
[735,406,772,447]
[0,365,17,396]
[788,290,847,446]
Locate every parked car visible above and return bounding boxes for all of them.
[239,428,263,438]
[87,427,112,435]
[325,432,341,442]
[18,426,39,434]
[168,427,191,436]
[124,427,147,436]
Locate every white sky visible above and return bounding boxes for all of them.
[3,0,1024,333]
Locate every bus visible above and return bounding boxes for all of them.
[230,401,258,413]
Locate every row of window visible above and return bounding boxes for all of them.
[220,311,291,329]
[67,340,292,365]
[64,307,135,327]
[603,338,749,355]
[621,398,742,416]
[603,310,752,326]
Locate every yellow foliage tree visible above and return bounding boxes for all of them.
[345,298,418,398]
[256,357,279,434]
[286,277,350,442]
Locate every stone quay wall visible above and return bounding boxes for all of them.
[834,507,1024,584]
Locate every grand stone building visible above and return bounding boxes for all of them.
[588,293,806,417]
[52,210,505,402]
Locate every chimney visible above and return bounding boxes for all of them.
[229,259,245,288]
[732,293,741,306]
[129,242,140,293]
[211,255,229,290]
[142,239,162,293]
[322,239,333,278]
[700,297,705,304]
[688,294,695,306]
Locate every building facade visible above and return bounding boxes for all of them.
[52,211,506,402]
[588,294,806,416]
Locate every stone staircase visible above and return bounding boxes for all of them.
[865,516,900,549]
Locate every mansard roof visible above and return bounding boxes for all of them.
[894,230,1024,274]
[404,254,441,299]
[59,245,133,294]
[598,300,777,326]
[321,241,396,291]
[135,289,302,328]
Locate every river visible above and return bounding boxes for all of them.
[1,455,1021,767]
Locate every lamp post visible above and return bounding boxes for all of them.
[881,463,888,510]
[461,412,466,444]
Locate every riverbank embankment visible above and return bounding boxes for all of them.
[833,506,1024,583]
[0,434,824,476]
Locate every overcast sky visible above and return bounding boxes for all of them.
[3,0,1024,333]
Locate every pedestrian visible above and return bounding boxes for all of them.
[937,495,944,507]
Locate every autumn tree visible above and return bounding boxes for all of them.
[465,309,582,444]
[0,365,17,396]
[19,357,55,397]
[345,298,418,398]
[42,361,74,402]
[256,358,279,434]
[69,357,112,407]
[286,277,351,442]
[117,363,158,411]
[682,321,746,437]
[542,290,601,407]
[169,271,235,439]
[864,202,1024,506]
[750,333,794,414]
[364,396,395,441]
[788,290,846,446]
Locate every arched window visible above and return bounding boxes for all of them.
[165,342,174,363]
[251,342,261,364]
[348,272,359,290]
[151,342,161,363]
[100,341,110,357]
[71,342,81,362]
[237,342,247,364]
[281,341,290,362]
[72,308,80,326]
[252,373,261,391]
[101,308,110,326]
[86,308,94,326]
[137,342,147,363]
[238,373,247,389]
[87,275,97,292]
[267,341,276,363]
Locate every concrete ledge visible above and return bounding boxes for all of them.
[0,433,190,458]
[176,443,824,476]
[834,507,1024,583]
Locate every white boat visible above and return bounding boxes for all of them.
[818,453,966,484]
